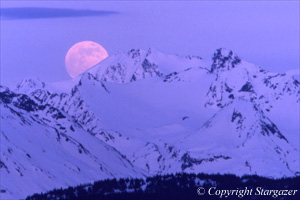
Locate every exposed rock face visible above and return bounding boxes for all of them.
[1,48,299,199]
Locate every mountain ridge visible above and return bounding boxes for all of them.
[1,48,299,199]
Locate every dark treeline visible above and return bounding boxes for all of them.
[26,173,300,200]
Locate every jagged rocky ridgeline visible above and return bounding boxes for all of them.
[1,48,299,199]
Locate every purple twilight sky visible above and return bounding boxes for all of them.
[0,1,299,87]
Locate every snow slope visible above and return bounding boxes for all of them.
[0,86,143,199]
[1,48,299,199]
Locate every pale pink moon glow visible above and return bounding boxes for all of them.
[65,41,108,78]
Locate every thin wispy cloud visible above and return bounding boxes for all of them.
[0,7,118,20]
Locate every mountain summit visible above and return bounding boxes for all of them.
[84,48,205,83]
[1,48,299,199]
[210,48,241,73]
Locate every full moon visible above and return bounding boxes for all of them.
[65,41,108,78]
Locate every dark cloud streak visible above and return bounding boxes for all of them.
[0,7,118,20]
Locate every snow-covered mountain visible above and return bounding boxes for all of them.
[205,48,299,109]
[86,48,204,83]
[1,48,299,199]
[0,86,143,199]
